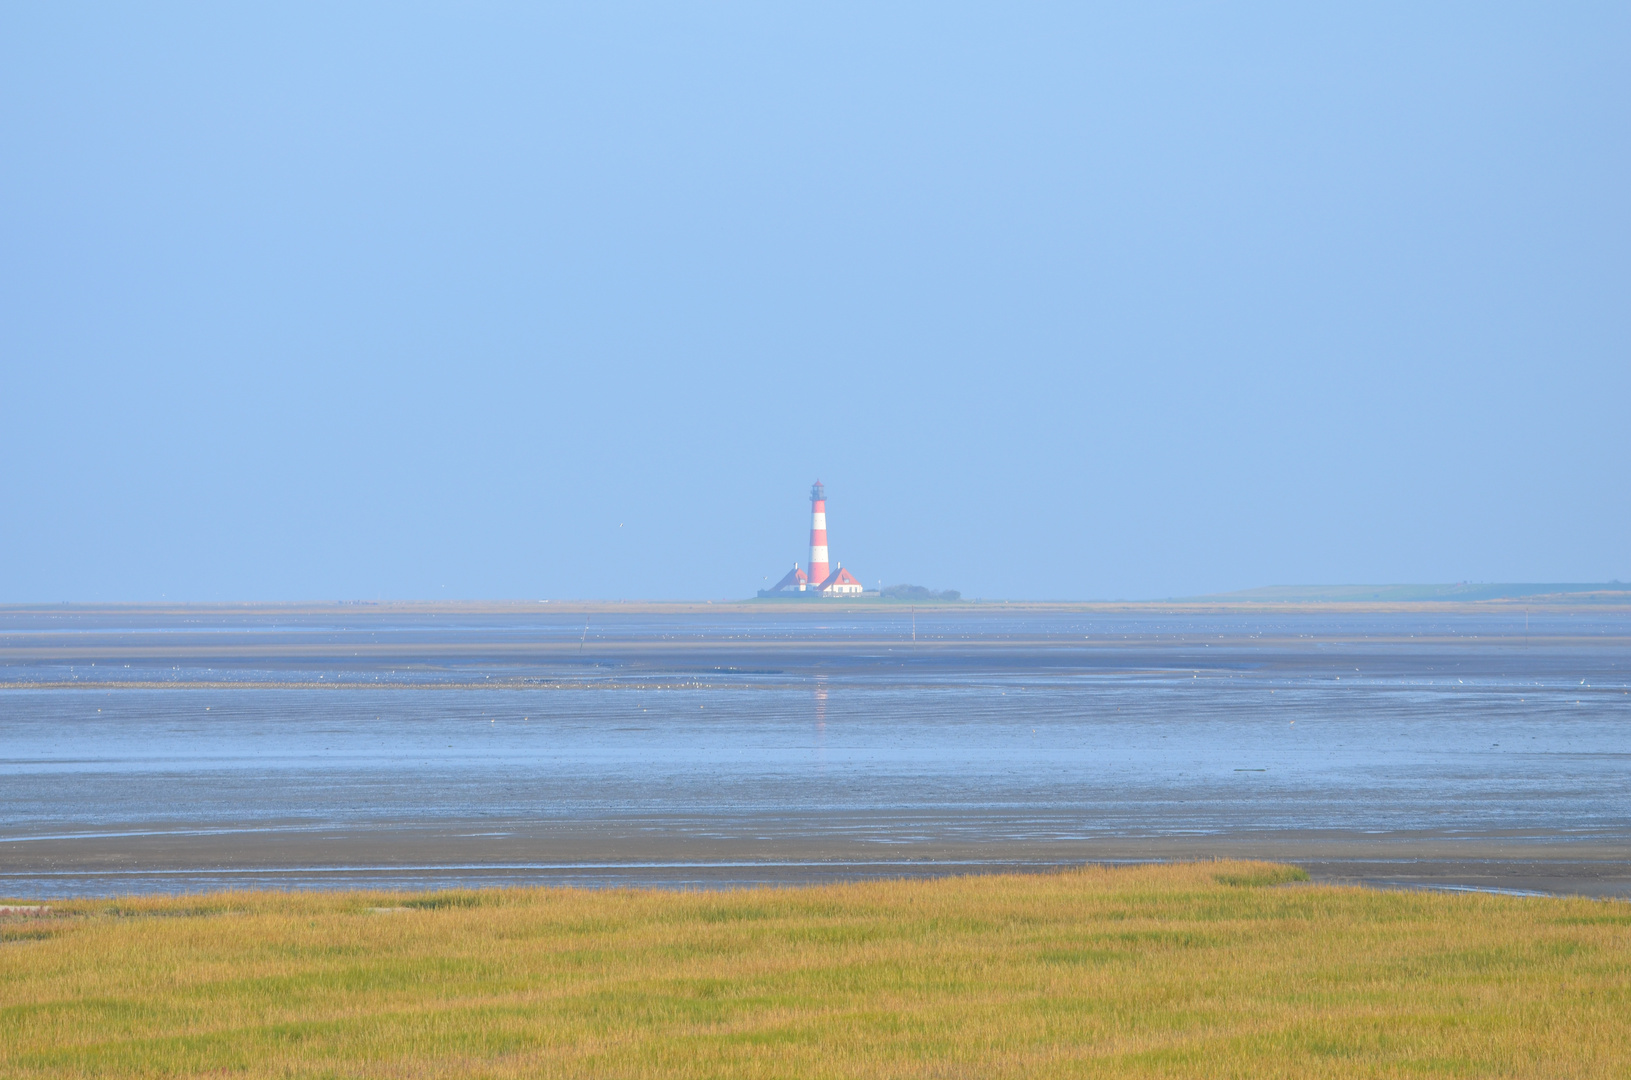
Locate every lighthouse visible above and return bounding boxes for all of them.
[808,480,830,588]
[757,481,867,597]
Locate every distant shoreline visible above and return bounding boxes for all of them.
[1181,582,1631,603]
[2,590,1629,617]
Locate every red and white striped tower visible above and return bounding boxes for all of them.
[808,480,830,588]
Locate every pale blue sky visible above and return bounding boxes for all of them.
[2,3,1626,601]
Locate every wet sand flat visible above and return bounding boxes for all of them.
[3,603,1627,897]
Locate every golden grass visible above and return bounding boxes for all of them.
[2,862,1627,1078]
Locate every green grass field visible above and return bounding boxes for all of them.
[3,862,1627,1078]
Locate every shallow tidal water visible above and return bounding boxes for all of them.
[1,606,1627,896]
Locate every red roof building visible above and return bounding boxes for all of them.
[763,564,809,594]
[813,564,864,597]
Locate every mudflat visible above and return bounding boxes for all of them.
[3,602,1627,897]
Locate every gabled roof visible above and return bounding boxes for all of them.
[768,565,809,591]
[815,566,861,591]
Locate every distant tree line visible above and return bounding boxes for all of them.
[881,584,961,601]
